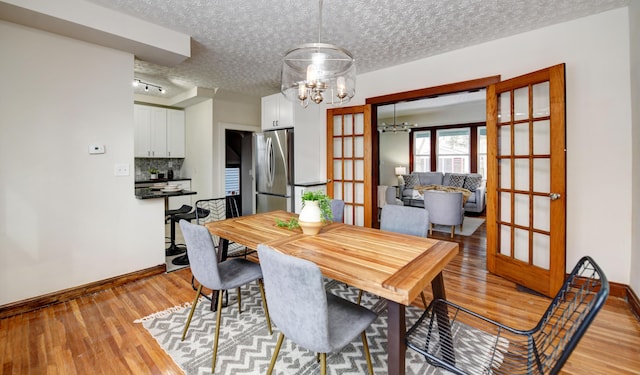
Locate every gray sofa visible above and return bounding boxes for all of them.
[400,172,486,214]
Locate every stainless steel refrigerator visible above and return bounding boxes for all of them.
[254,128,294,213]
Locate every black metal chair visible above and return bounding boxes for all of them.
[405,256,609,375]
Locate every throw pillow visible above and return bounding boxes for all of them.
[463,175,483,192]
[403,174,419,189]
[448,174,466,188]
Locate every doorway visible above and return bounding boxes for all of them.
[225,129,253,216]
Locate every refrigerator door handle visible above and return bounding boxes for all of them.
[266,136,274,188]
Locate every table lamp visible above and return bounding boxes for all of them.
[395,166,407,185]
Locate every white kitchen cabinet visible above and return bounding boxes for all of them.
[261,93,294,130]
[168,179,192,210]
[134,104,184,158]
[166,109,185,158]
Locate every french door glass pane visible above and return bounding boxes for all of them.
[333,161,342,179]
[333,115,342,136]
[533,120,550,154]
[354,113,364,134]
[533,82,550,117]
[514,87,529,121]
[343,137,353,157]
[533,159,550,193]
[500,192,511,222]
[499,92,511,122]
[500,224,511,256]
[355,183,364,204]
[333,182,343,200]
[355,160,364,180]
[344,182,353,203]
[343,115,353,135]
[499,126,510,155]
[533,233,550,268]
[533,195,550,232]
[354,137,364,157]
[514,159,529,191]
[333,138,342,157]
[344,160,353,180]
[499,159,511,189]
[514,193,529,227]
[514,228,528,262]
[514,123,529,155]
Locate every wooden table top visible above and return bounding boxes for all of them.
[206,210,458,305]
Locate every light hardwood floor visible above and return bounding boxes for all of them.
[1,221,639,374]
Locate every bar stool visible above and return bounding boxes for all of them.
[171,206,210,265]
[165,204,192,256]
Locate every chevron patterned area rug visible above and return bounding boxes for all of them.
[431,216,484,236]
[136,280,494,374]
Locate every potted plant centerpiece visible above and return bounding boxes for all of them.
[298,190,332,235]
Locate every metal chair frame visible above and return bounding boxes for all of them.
[406,256,609,375]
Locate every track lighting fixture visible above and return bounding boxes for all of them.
[133,79,166,94]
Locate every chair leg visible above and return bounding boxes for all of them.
[181,284,202,341]
[319,353,327,375]
[361,331,374,375]
[258,279,273,334]
[357,289,364,305]
[267,332,285,375]
[211,289,224,373]
[450,225,455,238]
[420,291,428,309]
[429,222,433,236]
[236,287,241,313]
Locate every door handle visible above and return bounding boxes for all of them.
[549,193,561,200]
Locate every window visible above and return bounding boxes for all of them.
[413,131,431,172]
[477,127,487,179]
[437,128,470,173]
[225,167,240,196]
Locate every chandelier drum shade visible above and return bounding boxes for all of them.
[281,0,356,108]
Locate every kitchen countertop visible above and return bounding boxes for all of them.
[135,187,197,200]
[294,181,328,187]
[135,177,191,185]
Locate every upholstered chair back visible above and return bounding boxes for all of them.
[380,205,429,237]
[179,220,222,289]
[257,244,331,353]
[423,190,464,226]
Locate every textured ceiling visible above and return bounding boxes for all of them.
[86,0,628,99]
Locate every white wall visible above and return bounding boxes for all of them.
[629,1,640,295]
[303,8,634,284]
[0,21,164,305]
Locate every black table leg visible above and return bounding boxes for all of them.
[210,238,230,312]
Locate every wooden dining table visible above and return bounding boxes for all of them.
[205,210,458,375]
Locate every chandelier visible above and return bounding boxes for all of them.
[281,0,356,108]
[378,104,417,133]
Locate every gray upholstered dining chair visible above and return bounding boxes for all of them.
[385,185,404,206]
[358,204,429,307]
[423,190,465,238]
[179,220,272,373]
[257,244,376,375]
[330,199,345,223]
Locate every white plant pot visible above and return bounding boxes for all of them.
[299,200,323,235]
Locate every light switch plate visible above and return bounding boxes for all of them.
[114,163,130,176]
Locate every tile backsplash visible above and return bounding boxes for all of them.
[135,158,185,180]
